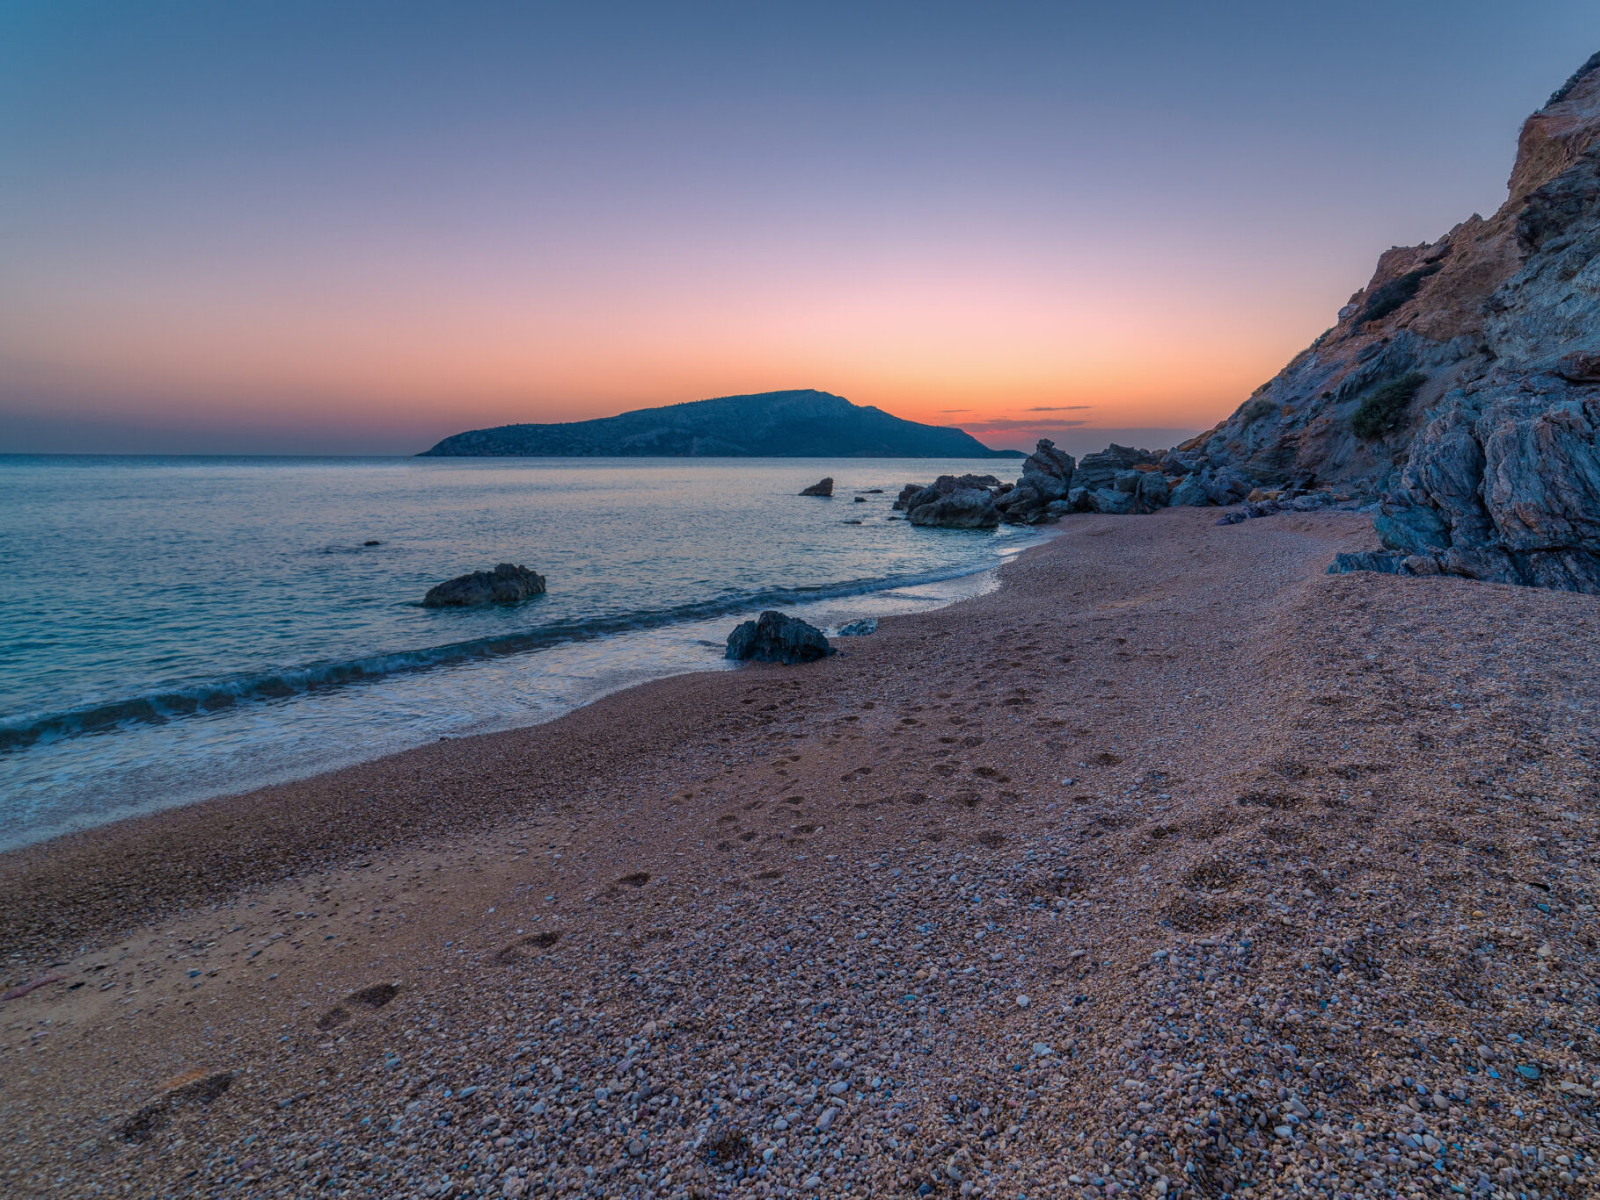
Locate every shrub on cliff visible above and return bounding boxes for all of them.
[1351,372,1427,440]
[1354,263,1442,327]
[1239,398,1276,426]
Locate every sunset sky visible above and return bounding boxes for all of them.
[4,2,1598,455]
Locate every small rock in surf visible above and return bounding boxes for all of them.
[423,563,546,607]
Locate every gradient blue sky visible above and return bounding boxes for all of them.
[3,2,1598,454]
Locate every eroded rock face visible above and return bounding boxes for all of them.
[1180,52,1600,593]
[907,487,1001,529]
[799,477,834,497]
[725,611,834,664]
[422,564,546,607]
[1380,383,1600,588]
[996,439,1076,524]
[1074,444,1156,492]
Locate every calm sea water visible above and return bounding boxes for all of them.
[0,455,1038,848]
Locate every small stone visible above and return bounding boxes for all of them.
[1016,994,1030,1008]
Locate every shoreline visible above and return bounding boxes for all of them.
[4,507,1599,1199]
[0,527,1039,854]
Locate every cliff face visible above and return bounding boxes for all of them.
[1186,52,1600,590]
[420,389,1021,459]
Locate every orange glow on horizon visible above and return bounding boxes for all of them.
[2,250,1326,449]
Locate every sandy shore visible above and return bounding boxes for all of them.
[2,507,1598,1200]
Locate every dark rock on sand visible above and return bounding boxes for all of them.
[422,563,546,607]
[800,477,834,497]
[725,611,835,664]
[996,439,1076,524]
[1089,488,1136,515]
[1169,476,1210,506]
[1135,471,1171,512]
[1328,551,1409,575]
[1073,444,1156,491]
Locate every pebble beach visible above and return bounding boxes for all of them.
[2,506,1598,1200]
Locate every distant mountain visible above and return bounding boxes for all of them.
[419,389,1022,458]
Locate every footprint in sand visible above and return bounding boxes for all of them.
[317,982,400,1029]
[118,1070,234,1142]
[616,871,651,887]
[492,930,561,966]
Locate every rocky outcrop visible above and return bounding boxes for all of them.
[422,564,546,607]
[899,475,1003,528]
[1180,52,1600,592]
[799,477,834,497]
[994,440,1075,524]
[907,488,1001,529]
[725,611,834,664]
[1072,444,1157,491]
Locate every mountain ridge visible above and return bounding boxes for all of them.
[419,389,1023,459]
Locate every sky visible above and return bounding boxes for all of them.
[3,2,1599,456]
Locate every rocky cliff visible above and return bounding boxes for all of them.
[1183,51,1600,590]
[420,390,1022,459]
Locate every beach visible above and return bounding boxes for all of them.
[2,506,1597,1199]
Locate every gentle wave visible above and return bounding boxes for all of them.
[0,560,998,754]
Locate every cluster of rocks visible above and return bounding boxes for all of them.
[423,564,547,608]
[889,441,1286,530]
[1214,488,1348,526]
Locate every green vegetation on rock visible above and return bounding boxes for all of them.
[1351,372,1427,441]
[1354,265,1442,328]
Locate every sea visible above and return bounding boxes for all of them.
[0,455,1043,850]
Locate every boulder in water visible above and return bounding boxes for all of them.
[907,487,1001,529]
[799,477,834,496]
[726,611,835,664]
[423,563,546,607]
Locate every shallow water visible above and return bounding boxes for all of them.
[0,455,1038,847]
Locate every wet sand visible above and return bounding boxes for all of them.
[2,507,1597,1200]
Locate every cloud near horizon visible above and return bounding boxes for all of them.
[959,417,1088,431]
[1024,405,1092,412]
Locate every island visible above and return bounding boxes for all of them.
[418,388,1023,458]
